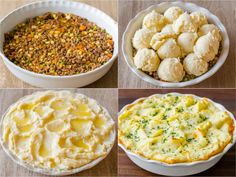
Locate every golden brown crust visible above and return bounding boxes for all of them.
[118,94,235,164]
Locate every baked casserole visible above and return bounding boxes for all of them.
[118,93,234,164]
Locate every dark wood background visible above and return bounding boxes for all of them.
[118,89,236,177]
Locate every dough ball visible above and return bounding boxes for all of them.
[198,24,221,41]
[190,11,208,28]
[177,32,198,54]
[161,24,175,33]
[164,6,184,23]
[193,32,219,62]
[157,38,181,60]
[183,53,208,76]
[143,10,166,32]
[157,58,185,82]
[132,28,154,50]
[134,48,160,72]
[173,13,197,34]
[150,32,176,50]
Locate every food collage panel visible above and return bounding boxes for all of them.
[0,0,235,177]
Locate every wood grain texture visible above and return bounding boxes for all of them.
[118,0,236,88]
[0,0,117,88]
[0,88,118,177]
[118,89,236,177]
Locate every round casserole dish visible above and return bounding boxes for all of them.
[0,0,118,88]
[122,1,229,87]
[0,91,116,175]
[118,93,236,176]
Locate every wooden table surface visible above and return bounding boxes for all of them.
[118,89,236,177]
[0,0,117,88]
[118,0,236,88]
[0,88,118,177]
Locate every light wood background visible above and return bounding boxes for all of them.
[118,0,236,88]
[0,0,118,88]
[0,88,118,177]
[118,89,236,177]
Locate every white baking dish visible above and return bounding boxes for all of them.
[122,1,229,88]
[0,91,116,175]
[0,0,118,88]
[118,93,236,176]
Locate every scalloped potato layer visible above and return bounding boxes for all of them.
[118,94,234,164]
[2,91,114,170]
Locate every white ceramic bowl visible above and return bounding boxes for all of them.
[0,91,116,175]
[0,0,118,88]
[118,93,236,176]
[122,1,229,88]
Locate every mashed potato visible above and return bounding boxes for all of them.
[173,13,197,34]
[132,28,154,50]
[190,12,208,28]
[131,6,222,83]
[2,91,115,170]
[134,48,160,72]
[164,6,183,23]
[183,53,208,76]
[143,10,166,32]
[198,24,221,41]
[177,32,198,54]
[194,32,219,62]
[157,38,181,60]
[150,32,177,50]
[161,24,175,33]
[157,58,185,82]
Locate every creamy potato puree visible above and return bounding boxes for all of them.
[2,91,114,170]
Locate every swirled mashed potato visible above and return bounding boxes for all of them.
[157,58,185,82]
[172,13,197,34]
[134,48,160,72]
[2,91,114,170]
[194,31,220,62]
[118,94,234,164]
[177,32,198,54]
[190,12,208,29]
[183,53,208,76]
[143,10,166,32]
[164,6,183,23]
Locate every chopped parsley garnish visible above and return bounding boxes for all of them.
[139,119,149,128]
[170,132,176,136]
[162,115,167,120]
[186,138,194,142]
[126,131,140,142]
[173,96,179,105]
[162,137,167,143]
[166,107,171,111]
[151,110,159,116]
[200,114,208,121]
[176,107,184,113]
[126,133,133,139]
